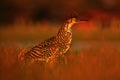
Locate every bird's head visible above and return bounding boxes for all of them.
[66,17,78,24]
[64,17,79,31]
[65,17,88,32]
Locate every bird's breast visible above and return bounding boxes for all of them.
[57,32,72,55]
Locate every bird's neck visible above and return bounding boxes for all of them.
[57,22,72,36]
[56,22,73,42]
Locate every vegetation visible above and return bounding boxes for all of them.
[0,22,120,80]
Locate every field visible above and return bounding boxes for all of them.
[0,22,120,80]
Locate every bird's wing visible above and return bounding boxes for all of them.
[39,36,56,48]
[31,36,59,58]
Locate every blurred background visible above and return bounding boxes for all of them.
[0,0,120,44]
[0,0,120,24]
[0,0,120,80]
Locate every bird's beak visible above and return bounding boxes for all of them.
[77,18,88,22]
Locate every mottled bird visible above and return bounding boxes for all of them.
[18,16,84,65]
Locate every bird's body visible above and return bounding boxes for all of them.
[18,17,79,65]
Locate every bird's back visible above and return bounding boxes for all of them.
[21,36,59,64]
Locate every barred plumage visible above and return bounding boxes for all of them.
[18,17,80,65]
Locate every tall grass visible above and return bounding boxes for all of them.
[0,42,120,80]
[0,22,120,80]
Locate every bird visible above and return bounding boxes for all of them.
[18,16,85,65]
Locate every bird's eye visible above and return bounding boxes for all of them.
[73,18,76,21]
[71,18,76,23]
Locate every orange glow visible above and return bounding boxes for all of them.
[75,21,96,33]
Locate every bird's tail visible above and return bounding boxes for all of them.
[18,48,27,65]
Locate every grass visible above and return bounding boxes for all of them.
[0,42,120,80]
[0,22,120,80]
